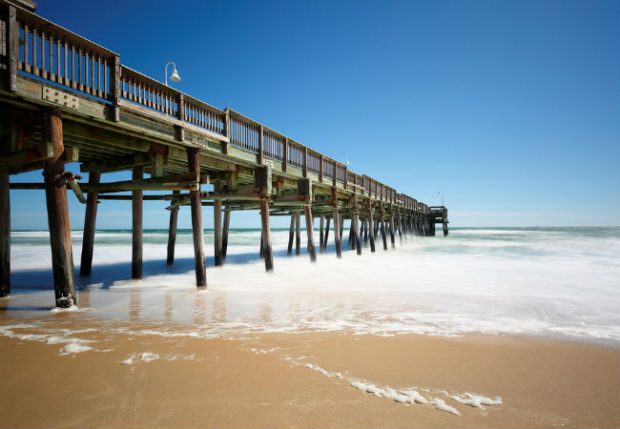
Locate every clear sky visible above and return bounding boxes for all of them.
[9,0,620,229]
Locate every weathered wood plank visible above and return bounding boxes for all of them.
[304,205,316,262]
[214,199,223,266]
[187,147,206,288]
[42,108,76,308]
[166,190,180,265]
[260,198,273,271]
[222,208,231,261]
[131,166,143,279]
[332,208,342,259]
[0,169,10,297]
[79,171,100,276]
[287,213,295,255]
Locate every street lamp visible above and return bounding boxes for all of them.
[164,61,181,86]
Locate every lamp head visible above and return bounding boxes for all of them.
[169,66,181,83]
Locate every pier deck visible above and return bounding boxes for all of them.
[0,0,449,306]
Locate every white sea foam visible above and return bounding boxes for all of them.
[120,352,196,365]
[6,227,620,342]
[249,347,279,354]
[59,343,93,354]
[297,357,496,417]
[432,399,461,416]
[50,305,82,313]
[0,324,95,356]
[451,392,502,408]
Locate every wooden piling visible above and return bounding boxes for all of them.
[353,212,362,255]
[214,199,223,266]
[260,197,273,271]
[131,166,143,279]
[319,215,325,253]
[324,216,330,250]
[380,212,388,250]
[287,213,295,255]
[348,220,354,250]
[166,190,180,265]
[79,170,100,276]
[368,209,376,253]
[304,205,317,262]
[295,212,301,255]
[0,169,10,297]
[42,108,75,308]
[187,148,206,288]
[332,208,342,258]
[222,209,231,261]
[389,213,396,248]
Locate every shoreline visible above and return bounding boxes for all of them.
[1,316,618,428]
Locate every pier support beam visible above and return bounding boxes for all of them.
[443,222,449,236]
[214,199,223,266]
[287,213,295,255]
[187,148,206,288]
[380,211,388,250]
[319,215,325,253]
[131,166,143,279]
[304,205,317,262]
[259,198,273,271]
[79,171,100,276]
[166,191,180,265]
[389,212,396,248]
[222,209,231,261]
[295,212,301,255]
[332,208,342,258]
[324,217,330,251]
[0,169,10,297]
[368,209,376,253]
[42,108,75,308]
[353,212,362,255]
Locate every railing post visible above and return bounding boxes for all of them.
[223,109,230,154]
[258,125,264,164]
[303,147,308,178]
[175,92,185,141]
[332,160,337,186]
[6,5,18,92]
[282,137,288,172]
[110,55,121,121]
[319,155,324,182]
[343,165,348,189]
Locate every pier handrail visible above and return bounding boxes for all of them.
[3,0,422,206]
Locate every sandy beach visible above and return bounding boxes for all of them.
[1,314,618,429]
[1,227,619,428]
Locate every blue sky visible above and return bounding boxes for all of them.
[10,0,620,228]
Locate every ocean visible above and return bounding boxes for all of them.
[5,226,620,343]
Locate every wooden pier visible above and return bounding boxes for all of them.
[0,0,449,307]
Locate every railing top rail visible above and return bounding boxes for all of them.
[6,0,118,58]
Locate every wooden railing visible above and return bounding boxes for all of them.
[323,160,334,178]
[2,0,428,210]
[15,7,117,100]
[121,66,179,116]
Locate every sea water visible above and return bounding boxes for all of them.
[4,227,620,343]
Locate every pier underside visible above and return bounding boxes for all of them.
[0,0,448,306]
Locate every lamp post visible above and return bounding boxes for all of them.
[164,61,181,86]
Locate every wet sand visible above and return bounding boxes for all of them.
[0,316,618,429]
